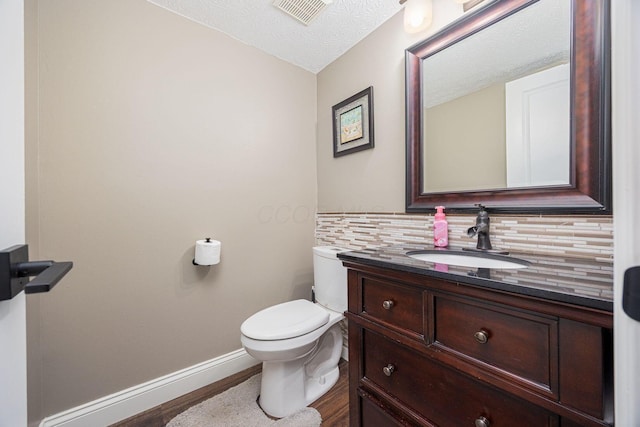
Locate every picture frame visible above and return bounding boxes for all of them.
[332,86,374,157]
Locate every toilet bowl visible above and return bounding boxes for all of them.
[240,246,348,418]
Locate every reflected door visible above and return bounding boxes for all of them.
[505,64,570,188]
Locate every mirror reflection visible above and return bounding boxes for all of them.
[422,0,571,193]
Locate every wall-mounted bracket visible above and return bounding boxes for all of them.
[0,245,73,301]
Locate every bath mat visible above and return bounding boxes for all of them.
[166,374,322,427]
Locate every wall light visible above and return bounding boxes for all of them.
[401,0,433,34]
[400,0,485,34]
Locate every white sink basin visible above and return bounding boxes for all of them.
[407,251,529,270]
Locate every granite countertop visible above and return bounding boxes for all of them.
[337,244,614,312]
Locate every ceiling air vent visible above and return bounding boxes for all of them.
[273,0,332,26]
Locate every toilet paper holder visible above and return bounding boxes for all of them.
[0,244,73,301]
[193,237,221,266]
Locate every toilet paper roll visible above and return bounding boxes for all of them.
[194,238,221,265]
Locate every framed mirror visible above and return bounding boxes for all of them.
[405,0,610,213]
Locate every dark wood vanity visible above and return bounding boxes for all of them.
[340,248,613,427]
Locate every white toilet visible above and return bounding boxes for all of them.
[240,246,348,418]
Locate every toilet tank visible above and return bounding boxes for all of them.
[313,246,349,313]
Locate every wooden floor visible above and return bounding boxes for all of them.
[111,359,349,427]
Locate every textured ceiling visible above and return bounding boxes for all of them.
[146,0,404,73]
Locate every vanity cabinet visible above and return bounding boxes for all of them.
[344,263,614,427]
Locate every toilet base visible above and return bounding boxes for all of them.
[304,364,340,405]
[257,323,343,418]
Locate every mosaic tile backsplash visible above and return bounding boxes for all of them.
[316,213,613,263]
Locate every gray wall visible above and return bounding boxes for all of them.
[28,0,317,419]
[424,83,507,192]
[316,4,464,213]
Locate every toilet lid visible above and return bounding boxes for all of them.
[241,299,329,340]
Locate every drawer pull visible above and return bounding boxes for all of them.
[475,416,490,427]
[382,300,395,310]
[474,330,489,344]
[383,364,395,376]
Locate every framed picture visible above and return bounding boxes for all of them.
[332,86,374,157]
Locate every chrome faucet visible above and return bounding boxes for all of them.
[467,204,492,250]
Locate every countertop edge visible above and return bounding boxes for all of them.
[338,251,613,313]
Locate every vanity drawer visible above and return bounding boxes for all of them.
[359,392,409,427]
[362,328,558,427]
[360,275,424,337]
[431,292,558,396]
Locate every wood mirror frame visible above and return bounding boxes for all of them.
[405,0,611,214]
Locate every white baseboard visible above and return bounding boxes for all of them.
[39,348,259,427]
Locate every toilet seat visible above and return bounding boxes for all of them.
[241,299,329,340]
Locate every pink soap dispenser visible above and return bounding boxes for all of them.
[433,206,448,248]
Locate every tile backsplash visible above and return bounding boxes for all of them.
[316,213,613,262]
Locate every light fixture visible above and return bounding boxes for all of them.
[401,0,433,34]
[399,0,484,34]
